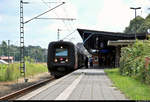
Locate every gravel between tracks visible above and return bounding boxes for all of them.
[0,72,51,98]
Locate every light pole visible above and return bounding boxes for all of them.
[8,40,10,64]
[130,7,141,40]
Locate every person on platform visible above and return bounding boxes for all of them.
[89,57,93,67]
[85,56,88,68]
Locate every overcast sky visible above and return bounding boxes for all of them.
[0,0,150,48]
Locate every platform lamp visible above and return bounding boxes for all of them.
[130,7,141,40]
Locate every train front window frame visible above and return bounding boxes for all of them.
[55,48,68,57]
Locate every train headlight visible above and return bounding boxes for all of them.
[65,58,68,62]
[54,58,58,62]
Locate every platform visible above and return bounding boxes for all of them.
[17,68,128,100]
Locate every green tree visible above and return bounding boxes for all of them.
[124,16,145,33]
[24,45,47,62]
[138,14,150,33]
[9,45,20,61]
[1,41,8,56]
[0,42,47,62]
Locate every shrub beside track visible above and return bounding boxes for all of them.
[0,62,48,81]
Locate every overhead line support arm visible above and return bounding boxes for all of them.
[24,2,65,24]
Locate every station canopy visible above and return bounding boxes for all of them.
[77,28,147,53]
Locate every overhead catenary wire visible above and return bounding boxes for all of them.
[60,0,76,30]
[41,0,76,40]
[22,1,62,4]
[60,0,77,33]
[41,0,71,29]
[22,0,78,48]
[62,0,83,32]
[35,17,75,20]
[60,29,77,40]
[56,0,79,41]
[24,2,65,24]
[28,0,78,42]
[41,0,51,7]
[59,0,82,43]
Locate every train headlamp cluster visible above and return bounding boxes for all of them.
[54,58,58,62]
[54,58,68,63]
[60,58,63,61]
[65,58,68,62]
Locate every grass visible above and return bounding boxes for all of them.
[26,62,48,76]
[0,62,48,81]
[104,68,150,100]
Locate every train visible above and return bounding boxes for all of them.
[47,41,86,78]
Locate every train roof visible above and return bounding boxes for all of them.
[49,41,75,46]
[49,41,87,55]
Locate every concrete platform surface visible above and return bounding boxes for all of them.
[17,69,128,100]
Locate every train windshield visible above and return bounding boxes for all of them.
[55,48,68,56]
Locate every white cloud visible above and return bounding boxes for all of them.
[39,2,76,19]
[43,21,68,32]
[96,0,133,32]
[32,0,78,20]
[23,0,79,48]
[94,0,150,32]
[8,0,150,48]
[42,20,83,44]
[122,0,150,18]
[76,23,91,30]
[53,1,78,18]
[0,15,2,22]
[132,0,150,18]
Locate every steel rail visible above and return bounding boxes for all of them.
[0,76,55,100]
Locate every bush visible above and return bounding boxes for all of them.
[120,39,150,84]
[0,62,48,81]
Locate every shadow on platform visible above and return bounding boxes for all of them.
[83,64,113,69]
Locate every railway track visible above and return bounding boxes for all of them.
[0,76,55,100]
